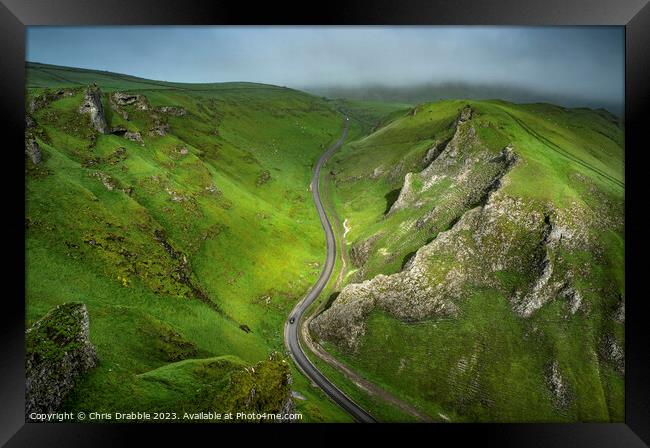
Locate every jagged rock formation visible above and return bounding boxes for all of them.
[421,138,450,169]
[312,186,604,351]
[25,137,42,164]
[79,84,109,134]
[389,105,516,217]
[26,303,98,419]
[25,112,48,165]
[311,105,620,353]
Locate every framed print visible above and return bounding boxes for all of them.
[1,0,648,446]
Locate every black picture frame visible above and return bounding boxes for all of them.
[1,0,648,445]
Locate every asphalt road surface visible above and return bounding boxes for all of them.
[284,117,376,423]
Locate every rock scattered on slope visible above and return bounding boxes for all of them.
[149,121,170,137]
[256,170,271,186]
[90,171,117,191]
[26,303,98,419]
[157,106,187,116]
[79,84,109,134]
[124,131,144,144]
[111,92,150,109]
[108,92,151,120]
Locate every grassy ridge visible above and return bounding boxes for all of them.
[25,62,350,421]
[318,99,624,422]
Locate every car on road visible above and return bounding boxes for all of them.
[289,317,295,324]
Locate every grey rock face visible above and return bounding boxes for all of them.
[109,92,151,121]
[25,138,42,164]
[26,303,98,419]
[79,85,109,134]
[389,106,489,215]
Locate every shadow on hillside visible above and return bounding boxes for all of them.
[384,188,401,215]
[401,251,417,270]
[323,292,340,312]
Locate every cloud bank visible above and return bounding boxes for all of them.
[27,26,624,111]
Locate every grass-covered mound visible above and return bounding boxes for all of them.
[62,353,294,420]
[26,302,98,418]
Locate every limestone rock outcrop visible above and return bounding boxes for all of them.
[26,303,98,419]
[25,138,42,165]
[79,84,109,134]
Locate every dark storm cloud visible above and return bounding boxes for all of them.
[26,26,624,110]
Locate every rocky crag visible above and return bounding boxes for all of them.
[79,84,109,134]
[313,104,623,349]
[311,102,624,419]
[26,303,98,419]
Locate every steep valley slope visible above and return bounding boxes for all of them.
[25,62,353,421]
[311,100,624,422]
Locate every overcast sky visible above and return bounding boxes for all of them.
[26,26,624,107]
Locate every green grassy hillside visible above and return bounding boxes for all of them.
[25,62,624,423]
[311,99,624,422]
[25,62,353,421]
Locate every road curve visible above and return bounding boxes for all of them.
[284,117,376,423]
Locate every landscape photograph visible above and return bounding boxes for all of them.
[24,26,624,423]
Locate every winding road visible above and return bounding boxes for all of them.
[284,117,376,423]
